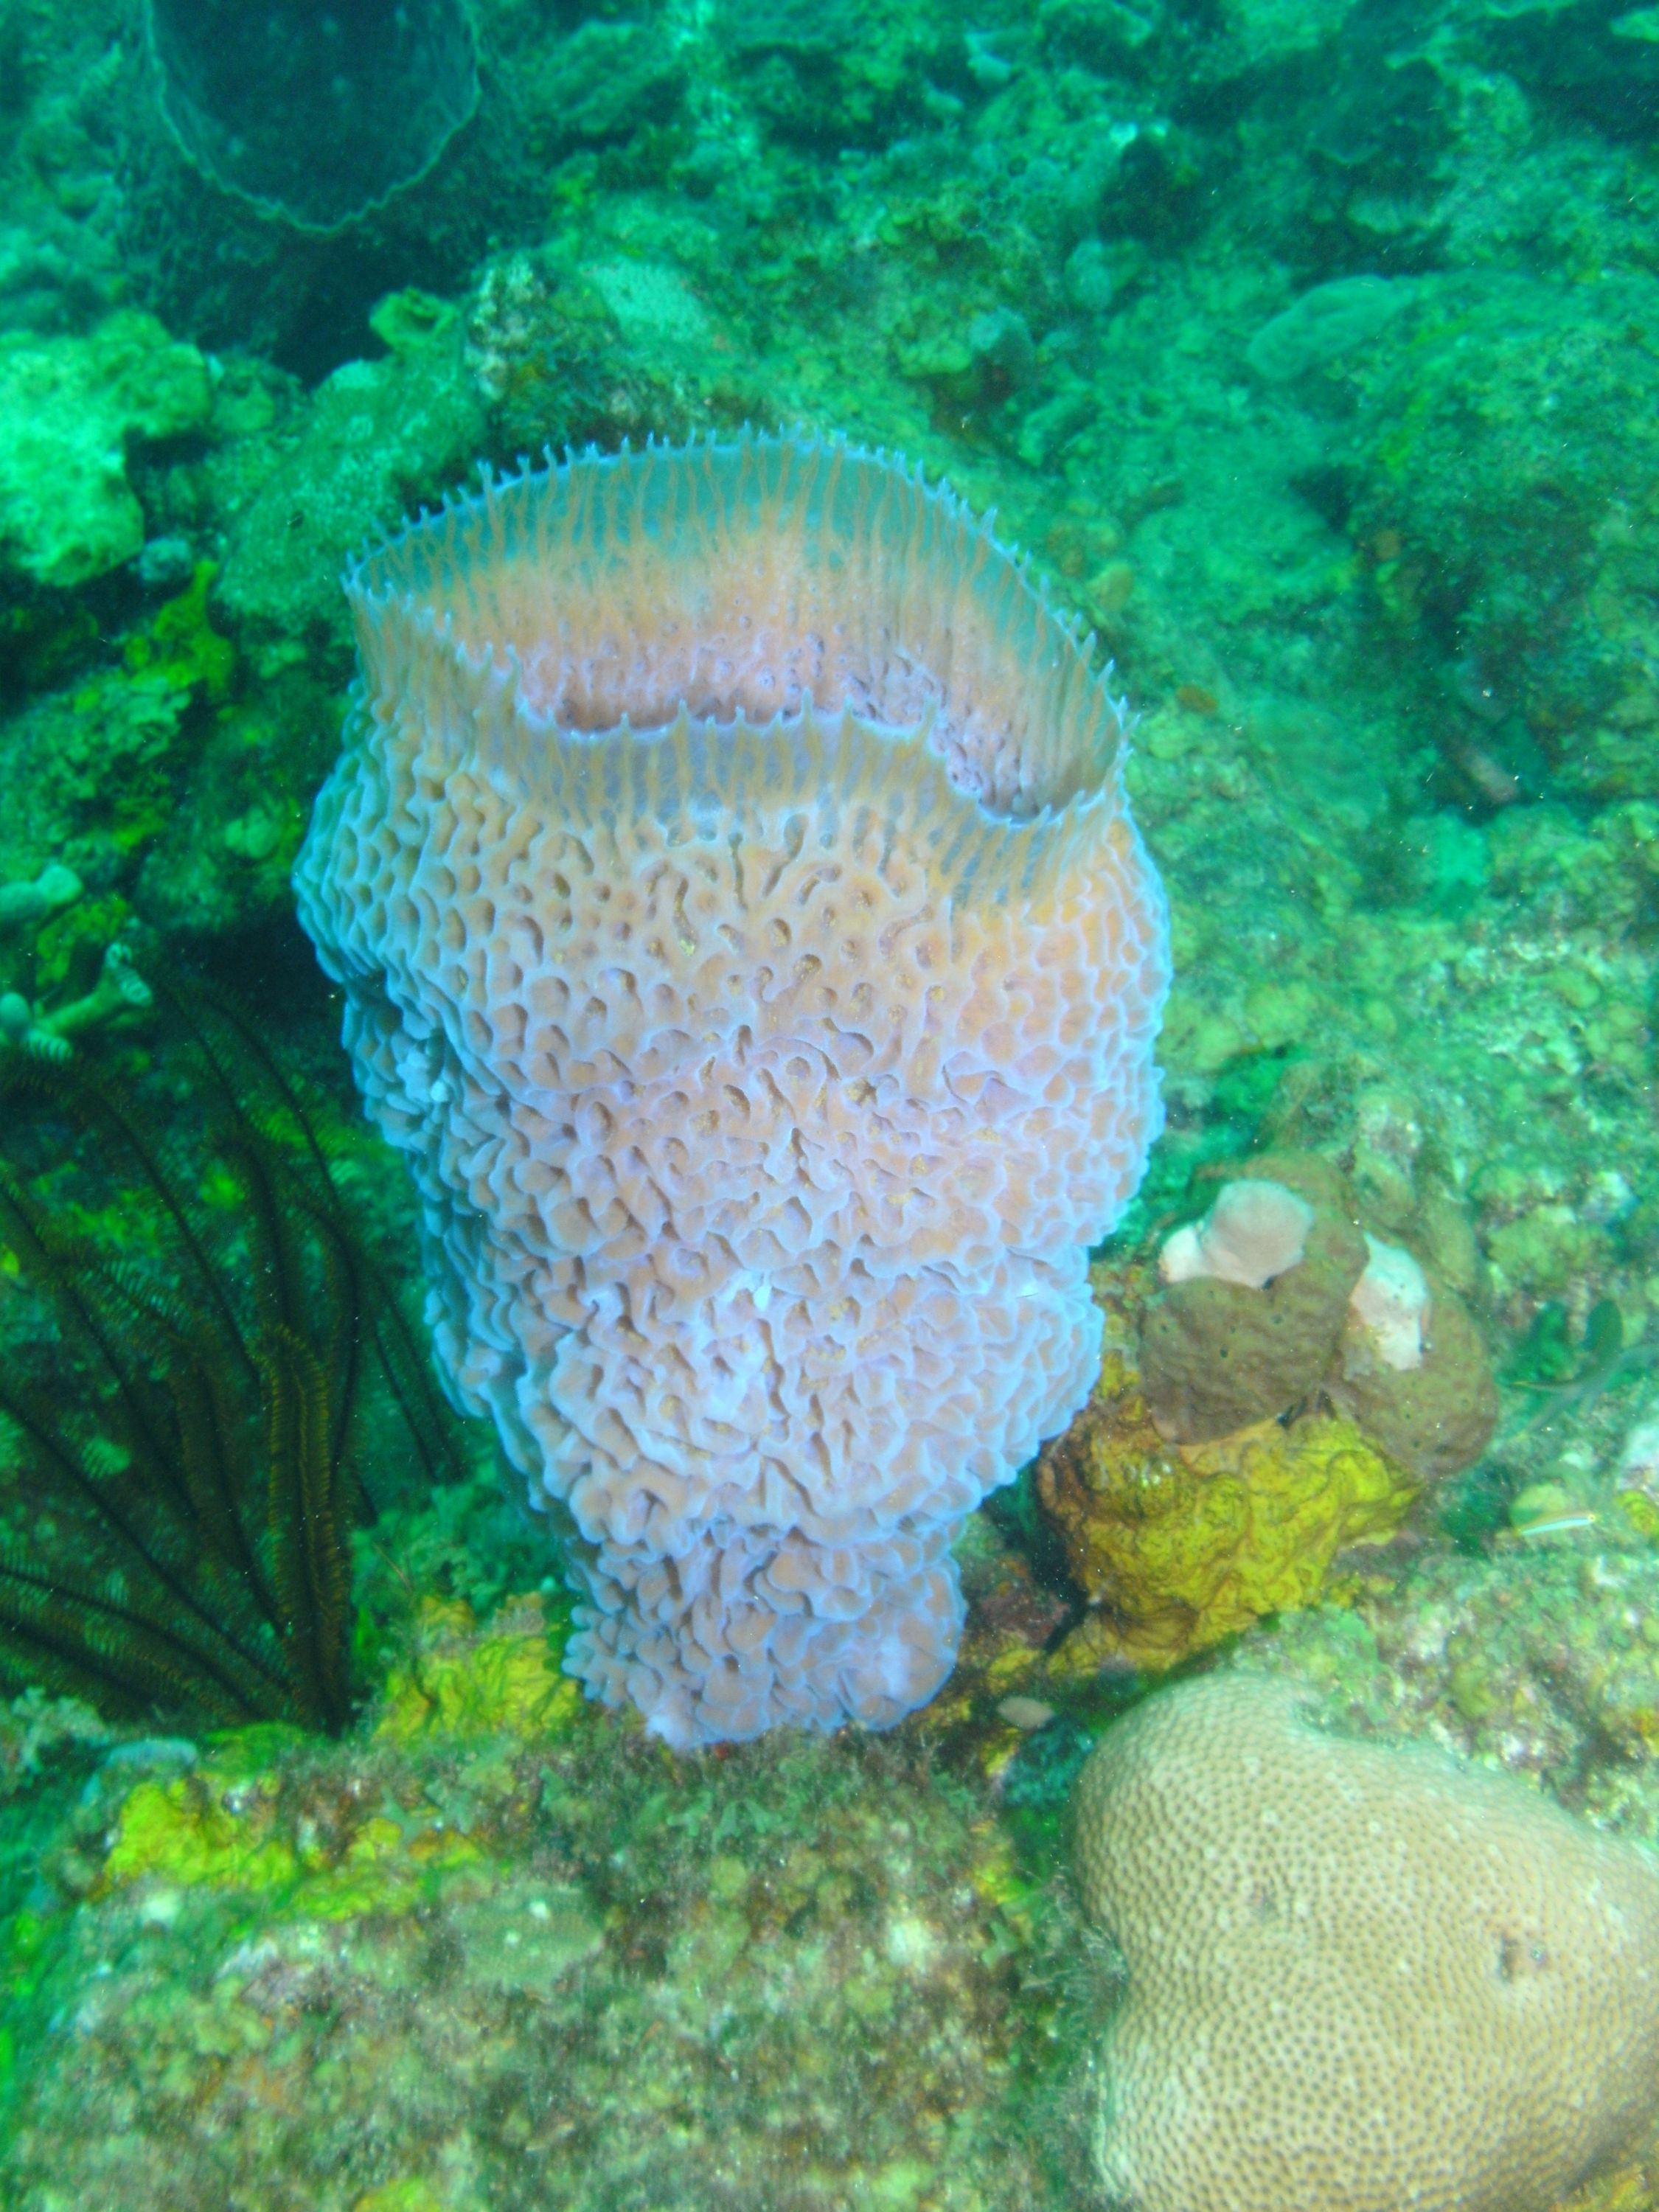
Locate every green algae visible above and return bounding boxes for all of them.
[353,2182,446,2212]
[89,1601,588,1930]
[100,1750,495,1926]
[123,562,236,708]
[372,1596,583,1748]
[104,1761,307,1899]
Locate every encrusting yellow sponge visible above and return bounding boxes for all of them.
[1038,1357,1418,1673]
[295,431,1169,1746]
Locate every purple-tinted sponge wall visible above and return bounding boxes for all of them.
[294,431,1169,1746]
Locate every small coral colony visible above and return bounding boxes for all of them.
[1,0,1659,2206]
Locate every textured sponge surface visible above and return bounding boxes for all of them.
[1073,1672,1659,2212]
[296,432,1168,1746]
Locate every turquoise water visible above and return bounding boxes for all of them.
[1,2,1658,2205]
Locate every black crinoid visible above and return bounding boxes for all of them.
[0,981,466,1733]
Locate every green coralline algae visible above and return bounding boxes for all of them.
[0,314,211,590]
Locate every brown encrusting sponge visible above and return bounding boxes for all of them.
[1139,1149,1498,1478]
[1139,1154,1366,1441]
[294,431,1169,1746]
[1073,1672,1659,2212]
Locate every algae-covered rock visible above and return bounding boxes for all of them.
[522,18,686,150]
[0,1611,1063,2212]
[720,0,956,146]
[1245,274,1414,383]
[215,299,486,675]
[1350,271,1659,797]
[372,1593,583,1746]
[0,312,211,590]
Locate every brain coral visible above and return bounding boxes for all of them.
[1072,1672,1659,2212]
[295,431,1168,1747]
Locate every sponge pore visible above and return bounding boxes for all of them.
[295,431,1169,1746]
[1072,1672,1659,2212]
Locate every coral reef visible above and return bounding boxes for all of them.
[295,430,1169,1747]
[0,0,1658,2198]
[1072,1672,1659,2212]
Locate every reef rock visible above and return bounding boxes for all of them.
[0,311,210,591]
[295,431,1169,1746]
[216,294,487,677]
